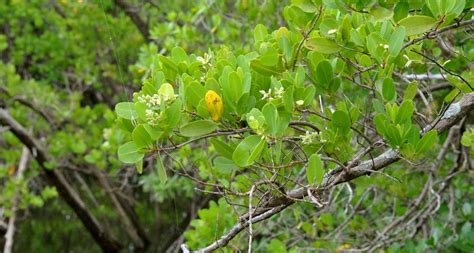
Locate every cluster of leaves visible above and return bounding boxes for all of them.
[115,0,474,251]
[0,0,295,252]
[0,0,473,252]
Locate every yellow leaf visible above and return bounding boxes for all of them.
[7,165,16,176]
[205,90,223,121]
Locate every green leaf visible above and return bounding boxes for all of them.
[316,60,333,88]
[136,160,143,174]
[250,59,281,76]
[156,154,167,183]
[373,114,388,136]
[332,110,351,130]
[132,124,153,148]
[294,0,318,13]
[232,135,265,167]
[389,26,405,56]
[396,100,415,124]
[254,24,268,42]
[180,120,218,137]
[164,99,182,130]
[426,0,441,17]
[115,102,137,120]
[118,142,144,164]
[386,125,403,147]
[404,81,418,101]
[398,15,437,36]
[213,156,238,176]
[229,71,243,101]
[158,55,178,73]
[185,81,206,108]
[262,103,278,135]
[210,138,234,160]
[370,7,393,21]
[416,130,438,153]
[307,154,324,186]
[305,37,341,54]
[393,2,409,22]
[382,78,396,101]
[268,239,288,253]
[143,124,163,140]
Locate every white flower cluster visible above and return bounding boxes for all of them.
[196,53,212,65]
[145,109,160,126]
[259,87,284,101]
[300,131,327,145]
[138,94,161,107]
[137,83,177,126]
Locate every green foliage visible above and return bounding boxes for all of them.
[184,198,237,249]
[1,0,473,252]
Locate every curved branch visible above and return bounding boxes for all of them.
[0,109,123,253]
[184,92,474,252]
[402,18,474,50]
[113,0,150,41]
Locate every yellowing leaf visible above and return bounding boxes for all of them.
[205,90,224,121]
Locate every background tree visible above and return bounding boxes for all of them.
[1,0,473,252]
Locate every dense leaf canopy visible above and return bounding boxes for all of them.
[0,0,473,252]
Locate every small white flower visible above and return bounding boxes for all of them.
[274,87,284,98]
[296,100,304,106]
[196,56,205,63]
[300,131,320,145]
[145,109,154,118]
[383,44,389,49]
[259,89,272,100]
[150,94,161,106]
[328,29,337,35]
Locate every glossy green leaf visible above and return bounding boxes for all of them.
[393,2,409,22]
[262,103,278,135]
[180,120,218,137]
[132,124,153,148]
[115,102,137,120]
[416,130,438,153]
[389,26,405,56]
[305,37,341,54]
[250,59,280,76]
[117,142,144,164]
[396,100,415,124]
[232,135,265,167]
[382,78,396,101]
[398,15,437,36]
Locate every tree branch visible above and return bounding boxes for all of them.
[402,18,474,50]
[184,92,474,252]
[0,109,123,253]
[3,146,29,253]
[113,0,150,41]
